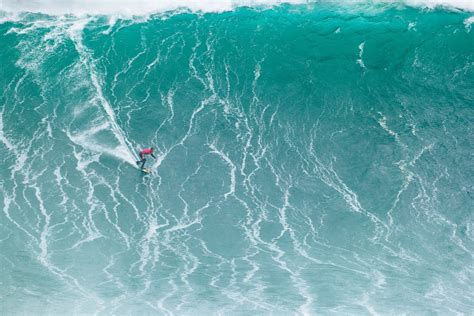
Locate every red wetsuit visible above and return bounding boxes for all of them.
[139,148,154,158]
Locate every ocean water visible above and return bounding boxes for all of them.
[0,1,473,314]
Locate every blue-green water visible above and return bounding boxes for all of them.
[1,2,473,315]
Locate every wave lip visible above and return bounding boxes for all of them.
[406,0,474,11]
[1,0,474,16]
[0,0,306,16]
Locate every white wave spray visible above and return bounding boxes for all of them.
[1,0,473,16]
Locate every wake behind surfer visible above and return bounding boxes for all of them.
[136,147,156,169]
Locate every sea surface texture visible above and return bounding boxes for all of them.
[0,1,473,314]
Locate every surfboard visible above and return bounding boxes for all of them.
[141,168,151,174]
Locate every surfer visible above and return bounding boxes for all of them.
[136,147,156,169]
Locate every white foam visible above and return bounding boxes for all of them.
[464,16,474,30]
[208,142,237,200]
[0,109,14,151]
[406,0,474,11]
[357,41,366,69]
[1,0,473,16]
[0,0,305,16]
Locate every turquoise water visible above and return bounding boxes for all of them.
[1,2,473,314]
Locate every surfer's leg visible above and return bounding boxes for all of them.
[137,153,144,165]
[140,158,146,169]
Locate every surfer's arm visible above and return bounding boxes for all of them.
[151,153,156,159]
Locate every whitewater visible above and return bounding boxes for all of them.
[0,0,473,315]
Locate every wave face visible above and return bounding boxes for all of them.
[1,4,473,315]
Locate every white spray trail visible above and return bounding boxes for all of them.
[67,19,138,166]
